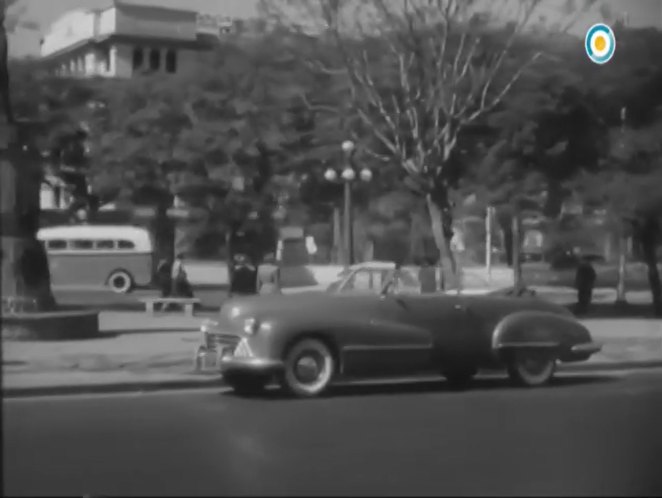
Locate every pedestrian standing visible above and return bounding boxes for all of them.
[575,256,597,314]
[156,258,172,309]
[171,253,193,298]
[229,253,258,298]
[257,252,281,295]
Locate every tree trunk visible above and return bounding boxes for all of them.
[639,218,662,316]
[331,205,341,264]
[426,195,460,291]
[615,233,627,304]
[1,128,56,312]
[512,212,523,291]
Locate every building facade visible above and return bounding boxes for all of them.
[39,0,235,78]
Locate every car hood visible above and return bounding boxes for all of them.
[219,292,358,321]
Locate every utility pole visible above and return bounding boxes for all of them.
[616,106,628,305]
[485,205,494,284]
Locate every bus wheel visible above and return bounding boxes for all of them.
[108,270,133,294]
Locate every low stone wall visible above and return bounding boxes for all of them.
[2,310,100,341]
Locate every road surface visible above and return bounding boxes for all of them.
[4,370,662,496]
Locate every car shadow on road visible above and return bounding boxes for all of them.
[222,374,618,401]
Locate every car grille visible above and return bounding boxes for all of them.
[234,339,252,358]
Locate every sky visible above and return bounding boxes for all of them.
[6,0,662,59]
[7,0,262,58]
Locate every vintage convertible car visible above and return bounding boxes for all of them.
[199,269,601,398]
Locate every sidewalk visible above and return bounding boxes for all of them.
[3,317,661,397]
[98,311,208,332]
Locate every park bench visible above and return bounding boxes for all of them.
[140,297,200,316]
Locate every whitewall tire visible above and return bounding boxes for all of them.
[507,349,557,387]
[107,270,133,294]
[280,338,335,398]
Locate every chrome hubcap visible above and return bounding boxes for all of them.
[112,276,127,289]
[521,354,551,375]
[294,354,321,384]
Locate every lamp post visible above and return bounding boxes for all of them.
[324,140,372,268]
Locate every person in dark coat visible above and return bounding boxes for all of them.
[575,256,597,314]
[418,257,438,293]
[229,253,258,298]
[156,258,172,299]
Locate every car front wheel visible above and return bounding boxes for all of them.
[507,349,556,387]
[280,338,335,398]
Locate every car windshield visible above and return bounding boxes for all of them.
[385,269,421,295]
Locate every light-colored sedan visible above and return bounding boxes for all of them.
[326,261,508,296]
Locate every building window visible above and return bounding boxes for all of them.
[71,240,94,250]
[96,240,115,250]
[149,48,161,71]
[47,240,67,250]
[132,47,144,70]
[165,49,177,73]
[101,47,111,73]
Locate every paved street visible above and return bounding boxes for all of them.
[4,370,662,497]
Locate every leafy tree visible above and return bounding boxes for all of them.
[84,35,321,259]
[1,2,62,311]
[267,0,597,287]
[469,46,605,283]
[570,27,662,313]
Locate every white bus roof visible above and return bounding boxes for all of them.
[38,225,153,250]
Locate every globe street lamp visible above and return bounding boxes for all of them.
[324,140,372,268]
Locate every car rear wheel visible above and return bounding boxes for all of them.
[280,338,335,398]
[225,374,268,397]
[107,270,133,294]
[507,349,556,387]
[442,366,477,389]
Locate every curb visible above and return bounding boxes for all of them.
[3,361,662,399]
[558,360,662,373]
[2,376,226,398]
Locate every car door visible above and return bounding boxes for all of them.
[395,290,481,367]
[341,270,436,377]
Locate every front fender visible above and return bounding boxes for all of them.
[258,314,369,359]
[491,311,596,362]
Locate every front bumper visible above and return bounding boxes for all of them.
[571,342,602,355]
[561,341,603,362]
[198,328,284,376]
[220,357,284,376]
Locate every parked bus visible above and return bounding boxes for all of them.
[38,225,155,294]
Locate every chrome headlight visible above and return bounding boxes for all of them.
[243,318,259,335]
[242,318,271,335]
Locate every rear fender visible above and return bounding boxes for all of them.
[491,311,593,362]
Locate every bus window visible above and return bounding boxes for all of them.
[96,240,115,250]
[118,240,135,249]
[47,240,67,250]
[71,240,94,250]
